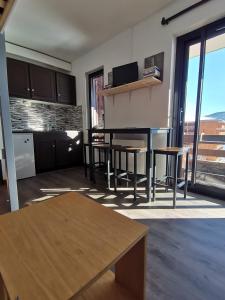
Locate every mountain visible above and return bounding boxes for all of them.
[205,112,225,121]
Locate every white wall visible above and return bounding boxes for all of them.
[72,0,225,140]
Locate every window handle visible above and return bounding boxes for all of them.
[179,108,184,126]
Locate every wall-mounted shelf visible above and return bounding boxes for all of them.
[98,76,162,97]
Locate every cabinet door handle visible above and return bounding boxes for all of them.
[58,93,61,97]
[27,88,30,92]
[52,144,55,148]
[31,88,35,92]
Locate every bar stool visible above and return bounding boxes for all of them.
[83,133,108,177]
[152,147,189,208]
[113,145,147,202]
[84,142,112,187]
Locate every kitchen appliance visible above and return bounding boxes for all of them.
[13,133,36,179]
[112,62,138,87]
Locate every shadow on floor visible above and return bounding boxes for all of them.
[1,167,225,299]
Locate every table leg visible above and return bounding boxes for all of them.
[110,133,113,174]
[165,130,171,191]
[146,135,150,201]
[88,130,95,182]
[146,131,152,202]
[0,274,10,300]
[173,154,178,208]
[106,149,111,190]
[134,152,137,202]
[184,151,189,199]
[115,236,147,300]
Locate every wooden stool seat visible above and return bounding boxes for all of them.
[154,147,189,155]
[92,143,110,149]
[122,146,147,153]
[111,145,147,153]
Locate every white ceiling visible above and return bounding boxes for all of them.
[5,0,174,62]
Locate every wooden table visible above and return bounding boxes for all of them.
[0,192,148,300]
[88,127,172,201]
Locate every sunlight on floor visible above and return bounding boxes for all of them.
[35,186,225,220]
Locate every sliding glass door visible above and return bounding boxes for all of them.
[182,41,201,181]
[196,32,225,189]
[175,17,225,197]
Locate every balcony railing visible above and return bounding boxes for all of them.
[183,134,225,187]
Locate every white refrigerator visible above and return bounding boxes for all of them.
[13,133,36,180]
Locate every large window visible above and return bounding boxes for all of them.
[175,17,225,198]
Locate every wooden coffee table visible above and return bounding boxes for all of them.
[0,192,148,300]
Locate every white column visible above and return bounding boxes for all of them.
[0,33,19,211]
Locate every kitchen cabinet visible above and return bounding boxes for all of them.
[55,139,74,168]
[33,132,83,173]
[30,64,57,102]
[33,135,56,173]
[56,73,76,105]
[7,58,31,99]
[7,58,76,105]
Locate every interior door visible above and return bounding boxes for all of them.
[88,69,104,129]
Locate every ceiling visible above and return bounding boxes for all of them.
[5,0,174,62]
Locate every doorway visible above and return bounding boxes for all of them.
[88,69,104,129]
[175,17,225,198]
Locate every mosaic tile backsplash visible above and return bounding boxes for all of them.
[10,98,83,132]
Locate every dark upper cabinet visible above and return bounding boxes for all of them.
[56,73,76,105]
[7,58,31,99]
[7,58,77,105]
[30,64,56,102]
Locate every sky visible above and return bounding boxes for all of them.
[185,47,225,122]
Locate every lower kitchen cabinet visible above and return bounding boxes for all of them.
[33,132,83,173]
[34,138,56,173]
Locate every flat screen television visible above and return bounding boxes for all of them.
[112,62,138,87]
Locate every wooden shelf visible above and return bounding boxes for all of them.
[98,76,162,96]
[76,271,136,300]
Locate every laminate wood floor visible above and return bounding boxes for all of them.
[1,167,225,300]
